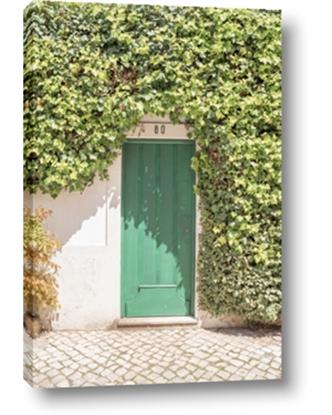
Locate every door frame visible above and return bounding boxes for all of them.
[120,138,197,318]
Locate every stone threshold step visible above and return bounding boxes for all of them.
[117,316,198,328]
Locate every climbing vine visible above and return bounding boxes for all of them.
[24,1,282,322]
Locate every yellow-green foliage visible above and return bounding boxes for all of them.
[24,1,281,322]
[23,208,61,315]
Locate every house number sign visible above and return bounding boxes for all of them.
[126,119,188,139]
[154,124,166,135]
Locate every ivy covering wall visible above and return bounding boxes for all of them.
[24,1,282,323]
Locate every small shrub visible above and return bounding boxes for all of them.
[23,207,61,333]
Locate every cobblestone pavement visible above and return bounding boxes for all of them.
[24,327,281,388]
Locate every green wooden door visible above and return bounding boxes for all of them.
[121,139,196,317]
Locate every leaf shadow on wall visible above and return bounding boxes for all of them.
[24,156,122,247]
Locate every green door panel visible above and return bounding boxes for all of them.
[121,140,196,317]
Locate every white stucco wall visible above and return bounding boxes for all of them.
[24,191,33,210]
[25,155,122,330]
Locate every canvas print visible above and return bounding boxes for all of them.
[23,0,282,388]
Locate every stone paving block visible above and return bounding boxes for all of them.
[115,367,126,376]
[205,365,220,374]
[230,358,244,368]
[38,378,54,388]
[151,365,164,374]
[37,365,50,374]
[33,360,46,370]
[159,359,171,368]
[189,357,202,366]
[69,371,83,381]
[56,379,70,388]
[258,363,269,371]
[225,364,240,374]
[33,374,47,385]
[177,368,189,378]
[185,363,197,372]
[115,358,127,366]
[193,368,204,379]
[53,374,67,385]
[271,361,281,369]
[244,372,257,380]
[123,370,137,381]
[62,367,74,377]
[163,370,176,380]
[229,374,243,381]
[46,368,59,378]
[151,377,166,384]
[132,374,148,384]
[78,365,90,374]
[215,369,229,380]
